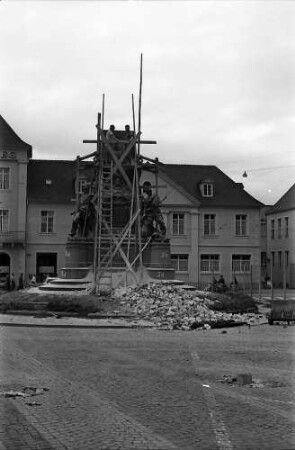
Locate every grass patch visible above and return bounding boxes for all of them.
[0,291,120,316]
[46,296,104,316]
[208,293,258,314]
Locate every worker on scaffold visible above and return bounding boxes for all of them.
[141,181,166,241]
[106,124,118,143]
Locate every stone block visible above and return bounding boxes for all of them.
[237,373,253,386]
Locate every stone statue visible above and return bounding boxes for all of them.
[141,181,166,240]
[69,191,96,238]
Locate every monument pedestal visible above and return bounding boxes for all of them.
[142,241,173,268]
[65,238,94,268]
[142,241,175,282]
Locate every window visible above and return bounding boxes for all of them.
[41,211,54,233]
[0,168,10,190]
[271,219,275,239]
[171,254,188,272]
[261,219,267,238]
[278,251,282,268]
[202,183,213,197]
[0,210,9,232]
[285,217,289,238]
[235,214,247,236]
[261,252,267,269]
[232,255,251,273]
[204,214,216,236]
[278,218,282,238]
[200,254,220,273]
[78,178,89,195]
[271,252,275,267]
[172,213,185,235]
[285,251,289,267]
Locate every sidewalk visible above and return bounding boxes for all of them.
[0,313,156,329]
[252,289,295,302]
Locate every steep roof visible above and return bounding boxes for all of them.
[27,159,264,208]
[266,183,295,215]
[162,164,263,208]
[27,160,88,204]
[0,115,32,156]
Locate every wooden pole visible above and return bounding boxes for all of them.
[136,56,143,282]
[126,94,138,264]
[138,53,143,155]
[93,112,101,290]
[250,264,253,297]
[155,157,159,197]
[258,271,262,302]
[132,94,136,133]
[102,93,105,130]
[95,94,105,290]
[75,156,80,213]
[283,252,287,301]
[270,254,274,300]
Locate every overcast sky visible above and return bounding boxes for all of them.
[1,1,294,205]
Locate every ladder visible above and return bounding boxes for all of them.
[97,161,114,274]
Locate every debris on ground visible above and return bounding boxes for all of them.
[217,375,265,389]
[112,284,266,330]
[217,375,237,384]
[237,373,253,386]
[0,387,49,399]
[23,386,49,395]
[0,390,30,398]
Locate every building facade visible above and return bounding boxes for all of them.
[0,116,32,287]
[265,184,295,288]
[1,116,266,289]
[144,165,263,288]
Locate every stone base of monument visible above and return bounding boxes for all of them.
[142,241,175,284]
[35,239,175,294]
[35,239,94,294]
[100,241,175,290]
[64,238,94,268]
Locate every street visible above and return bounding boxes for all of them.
[0,324,294,450]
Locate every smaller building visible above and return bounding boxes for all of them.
[265,184,295,288]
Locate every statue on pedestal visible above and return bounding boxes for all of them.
[141,181,166,241]
[69,189,96,239]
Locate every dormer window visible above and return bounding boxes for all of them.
[199,180,214,197]
[203,183,213,197]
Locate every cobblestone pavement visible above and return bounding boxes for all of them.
[0,324,294,450]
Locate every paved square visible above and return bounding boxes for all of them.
[0,324,294,449]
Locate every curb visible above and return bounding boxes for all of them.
[0,322,155,329]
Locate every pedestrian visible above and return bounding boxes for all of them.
[212,277,218,292]
[5,273,10,291]
[217,275,227,293]
[10,273,16,291]
[17,273,24,290]
[31,274,36,286]
[230,276,238,291]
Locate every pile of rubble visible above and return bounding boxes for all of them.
[113,284,264,330]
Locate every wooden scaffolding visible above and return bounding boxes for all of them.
[75,55,160,290]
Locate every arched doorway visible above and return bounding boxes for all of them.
[0,252,10,288]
